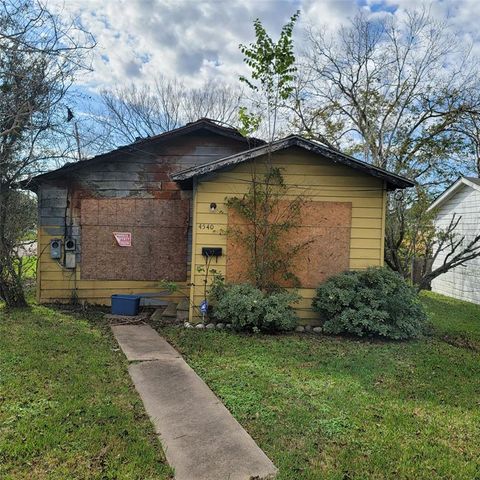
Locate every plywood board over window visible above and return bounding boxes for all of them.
[81,198,189,281]
[226,201,352,288]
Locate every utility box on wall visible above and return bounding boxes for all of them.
[64,238,76,251]
[50,239,62,259]
[202,247,223,258]
[65,251,76,269]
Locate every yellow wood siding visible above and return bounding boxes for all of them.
[37,147,387,323]
[190,149,387,323]
[35,130,249,307]
[37,228,189,305]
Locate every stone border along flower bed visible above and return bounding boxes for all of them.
[184,322,230,330]
[183,322,323,333]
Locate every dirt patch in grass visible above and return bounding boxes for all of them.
[441,334,480,351]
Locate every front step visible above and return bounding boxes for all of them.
[150,298,191,326]
[150,302,178,326]
[176,298,190,323]
[162,302,178,318]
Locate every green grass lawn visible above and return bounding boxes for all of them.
[0,305,172,480]
[161,292,480,480]
[1,293,479,480]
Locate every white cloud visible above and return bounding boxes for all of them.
[49,0,341,91]
[48,0,480,93]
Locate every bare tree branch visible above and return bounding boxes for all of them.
[289,7,480,288]
[89,77,244,151]
[0,0,94,307]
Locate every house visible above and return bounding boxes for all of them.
[428,176,480,305]
[24,118,413,323]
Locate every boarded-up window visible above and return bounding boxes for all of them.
[80,198,189,281]
[226,201,352,288]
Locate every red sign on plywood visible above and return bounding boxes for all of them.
[113,232,132,247]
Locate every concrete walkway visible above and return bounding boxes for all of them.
[112,324,277,480]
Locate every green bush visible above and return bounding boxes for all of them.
[211,283,299,332]
[312,267,427,340]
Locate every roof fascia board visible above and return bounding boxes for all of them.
[173,136,414,190]
[428,177,480,212]
[172,138,291,181]
[21,120,261,189]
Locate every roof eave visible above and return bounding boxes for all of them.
[22,119,263,187]
[428,177,480,212]
[172,136,415,191]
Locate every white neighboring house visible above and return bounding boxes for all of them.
[428,177,480,304]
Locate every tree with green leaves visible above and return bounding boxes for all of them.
[224,11,306,292]
[239,10,299,141]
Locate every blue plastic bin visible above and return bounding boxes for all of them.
[111,294,141,316]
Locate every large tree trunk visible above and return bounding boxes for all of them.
[0,188,28,308]
[0,269,28,307]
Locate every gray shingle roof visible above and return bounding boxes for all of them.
[172,135,414,191]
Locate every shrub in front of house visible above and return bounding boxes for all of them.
[211,283,299,332]
[312,267,427,340]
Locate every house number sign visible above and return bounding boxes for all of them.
[198,223,215,230]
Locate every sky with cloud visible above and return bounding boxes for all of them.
[48,0,480,96]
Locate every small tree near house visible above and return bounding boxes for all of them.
[206,12,303,331]
[239,11,299,142]
[225,167,307,291]
[386,188,480,291]
[226,11,306,292]
[415,213,480,292]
